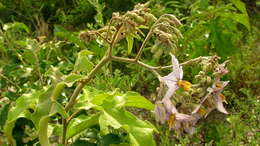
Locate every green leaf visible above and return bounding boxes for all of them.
[64,73,83,87]
[50,101,69,118]
[7,90,43,122]
[54,25,89,49]
[0,103,10,128]
[66,114,99,139]
[38,116,51,146]
[30,84,67,146]
[229,0,247,13]
[4,120,16,146]
[99,106,157,146]
[3,22,30,33]
[78,87,157,145]
[124,92,154,110]
[126,35,134,54]
[3,90,43,146]
[31,87,54,128]
[74,50,94,73]
[31,83,67,128]
[231,13,250,31]
[221,12,250,31]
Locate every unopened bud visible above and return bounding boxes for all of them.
[144,13,157,22]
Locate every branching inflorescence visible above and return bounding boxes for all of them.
[64,2,230,143]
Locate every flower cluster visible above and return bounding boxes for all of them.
[151,15,183,58]
[79,3,157,44]
[154,54,229,133]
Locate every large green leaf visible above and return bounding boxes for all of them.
[82,87,154,110]
[30,83,67,146]
[3,22,30,33]
[4,90,44,146]
[74,87,157,145]
[99,106,157,146]
[221,13,250,31]
[66,114,99,139]
[123,92,154,110]
[30,87,54,128]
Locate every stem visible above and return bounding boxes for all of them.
[111,56,161,78]
[0,74,22,90]
[62,25,123,144]
[62,119,68,145]
[67,109,83,123]
[65,56,110,111]
[96,32,111,44]
[152,56,214,70]
[135,28,153,60]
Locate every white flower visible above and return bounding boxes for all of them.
[192,81,229,114]
[154,54,193,131]
[161,54,191,100]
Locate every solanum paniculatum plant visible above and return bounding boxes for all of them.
[4,3,229,146]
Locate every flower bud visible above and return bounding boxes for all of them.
[154,48,163,58]
[164,14,182,27]
[206,76,212,84]
[144,13,157,23]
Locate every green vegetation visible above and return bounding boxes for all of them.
[0,0,259,145]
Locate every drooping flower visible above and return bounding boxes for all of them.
[192,61,229,115]
[160,54,192,100]
[154,54,194,131]
[192,81,229,114]
[212,81,229,114]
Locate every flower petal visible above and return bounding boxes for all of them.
[162,98,178,114]
[170,54,183,80]
[192,91,212,114]
[162,84,179,100]
[215,95,228,114]
[154,101,167,123]
[176,113,194,121]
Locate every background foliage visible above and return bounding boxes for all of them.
[0,0,259,145]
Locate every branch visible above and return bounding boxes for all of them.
[135,28,153,60]
[96,32,111,44]
[108,24,123,57]
[111,56,161,78]
[152,56,213,70]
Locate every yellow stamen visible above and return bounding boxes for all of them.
[215,82,223,89]
[198,107,206,116]
[177,80,192,91]
[220,94,227,104]
[168,114,176,129]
